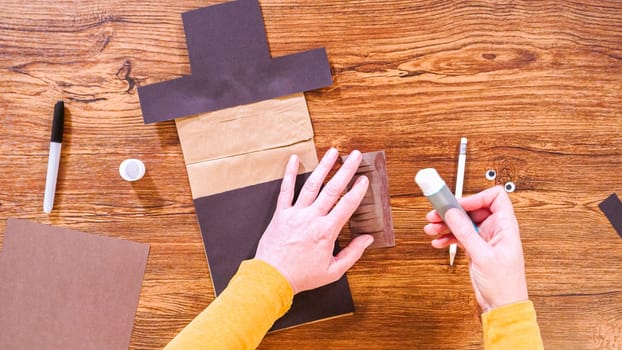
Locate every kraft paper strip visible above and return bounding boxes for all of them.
[176,93,313,165]
[186,139,318,199]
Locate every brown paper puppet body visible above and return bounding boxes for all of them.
[137,0,354,331]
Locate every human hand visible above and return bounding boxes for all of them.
[255,148,374,294]
[423,186,529,312]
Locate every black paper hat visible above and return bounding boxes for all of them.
[138,0,333,124]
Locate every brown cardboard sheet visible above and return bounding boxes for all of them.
[186,139,318,199]
[342,150,395,249]
[0,218,149,350]
[176,93,313,165]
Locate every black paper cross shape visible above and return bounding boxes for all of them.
[138,0,333,124]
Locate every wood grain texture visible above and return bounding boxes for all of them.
[0,1,620,349]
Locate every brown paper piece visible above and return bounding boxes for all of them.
[186,139,318,199]
[342,150,395,249]
[176,93,313,165]
[0,218,149,350]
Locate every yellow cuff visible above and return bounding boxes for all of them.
[235,259,294,311]
[482,300,544,350]
[164,259,294,350]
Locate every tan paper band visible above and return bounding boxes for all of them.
[176,93,313,165]
[186,139,318,199]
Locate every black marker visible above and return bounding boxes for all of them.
[43,101,64,213]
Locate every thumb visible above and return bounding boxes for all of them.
[329,235,374,280]
[445,208,488,259]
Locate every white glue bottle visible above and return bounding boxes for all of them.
[414,168,475,227]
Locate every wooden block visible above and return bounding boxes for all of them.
[342,150,395,249]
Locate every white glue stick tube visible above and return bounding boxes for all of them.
[415,168,476,228]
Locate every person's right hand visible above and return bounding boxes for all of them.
[423,186,529,312]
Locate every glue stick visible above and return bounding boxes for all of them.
[415,168,475,228]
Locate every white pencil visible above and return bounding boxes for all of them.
[450,137,467,266]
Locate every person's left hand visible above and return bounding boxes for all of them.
[255,148,374,294]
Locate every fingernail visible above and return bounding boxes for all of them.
[289,154,298,163]
[364,236,374,247]
[356,175,368,185]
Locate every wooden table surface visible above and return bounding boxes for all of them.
[1,1,621,349]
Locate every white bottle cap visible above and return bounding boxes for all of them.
[119,159,146,182]
[414,168,446,196]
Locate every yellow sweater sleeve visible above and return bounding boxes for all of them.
[482,300,544,350]
[164,259,294,350]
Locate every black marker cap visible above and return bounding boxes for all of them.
[51,100,64,143]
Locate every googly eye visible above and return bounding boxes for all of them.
[504,181,516,193]
[485,169,497,180]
